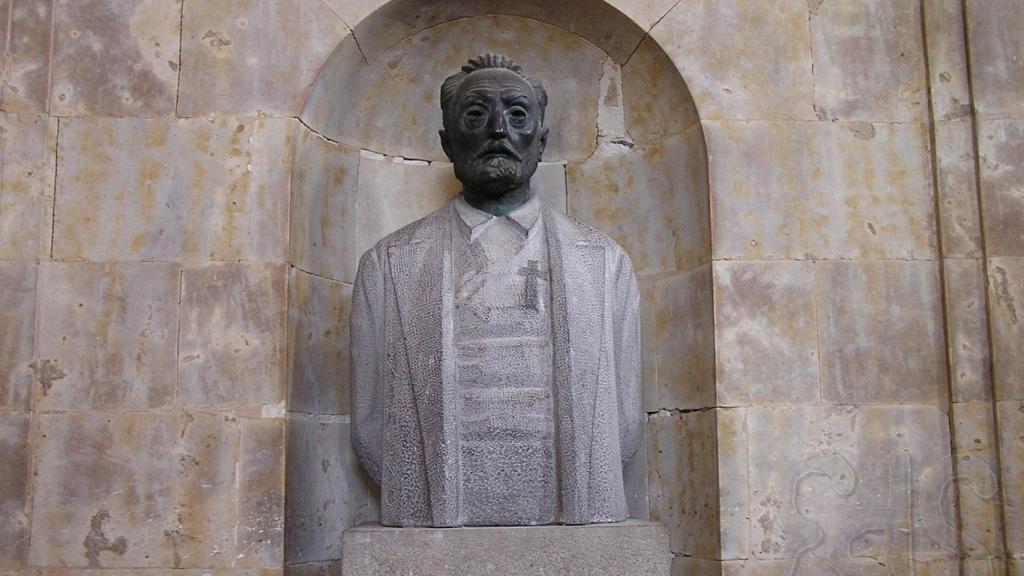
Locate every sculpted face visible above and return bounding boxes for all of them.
[441,68,548,201]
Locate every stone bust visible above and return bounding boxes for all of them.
[350,53,642,527]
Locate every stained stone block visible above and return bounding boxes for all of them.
[996,401,1024,560]
[238,418,286,568]
[53,117,254,262]
[50,0,180,117]
[816,260,946,404]
[745,405,957,562]
[672,556,721,576]
[953,402,1005,560]
[923,0,974,124]
[30,412,240,568]
[706,120,936,261]
[935,119,983,258]
[0,263,36,410]
[988,258,1024,401]
[945,259,992,402]
[178,0,348,117]
[648,409,720,559]
[0,113,56,260]
[285,562,342,576]
[0,411,30,570]
[714,261,818,406]
[621,35,699,147]
[3,0,53,113]
[250,118,298,262]
[287,269,353,415]
[650,0,815,121]
[288,129,359,283]
[18,570,283,576]
[568,129,709,276]
[721,557,958,575]
[284,416,378,566]
[716,408,749,561]
[809,0,927,122]
[36,262,179,411]
[979,120,1024,257]
[179,263,287,410]
[965,0,1024,119]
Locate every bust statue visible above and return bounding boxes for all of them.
[350,53,642,527]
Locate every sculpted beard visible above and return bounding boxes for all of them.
[455,153,539,193]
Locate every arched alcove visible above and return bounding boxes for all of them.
[285,2,715,568]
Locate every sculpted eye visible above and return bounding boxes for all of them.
[508,107,528,126]
[464,107,486,123]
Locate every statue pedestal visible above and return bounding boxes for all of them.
[342,520,671,575]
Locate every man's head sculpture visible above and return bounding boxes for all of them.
[439,53,549,215]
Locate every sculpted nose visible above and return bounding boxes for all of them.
[487,111,507,139]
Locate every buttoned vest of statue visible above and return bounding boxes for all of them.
[350,198,643,527]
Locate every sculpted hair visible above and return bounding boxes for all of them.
[440,53,548,130]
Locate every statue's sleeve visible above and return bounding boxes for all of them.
[350,248,385,485]
[612,246,643,462]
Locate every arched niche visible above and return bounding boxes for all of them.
[285,0,715,565]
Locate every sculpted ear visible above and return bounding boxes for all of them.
[439,130,454,162]
[537,126,549,159]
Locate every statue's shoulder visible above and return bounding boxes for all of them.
[546,209,624,252]
[369,203,451,252]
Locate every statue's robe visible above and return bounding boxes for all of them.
[350,195,642,527]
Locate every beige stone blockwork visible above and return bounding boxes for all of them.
[650,0,815,121]
[250,118,298,262]
[238,418,286,568]
[0,262,36,410]
[997,401,1024,562]
[979,119,1024,257]
[935,119,984,258]
[36,262,179,411]
[953,402,1006,560]
[720,557,958,575]
[0,113,56,260]
[17,570,283,575]
[816,260,946,404]
[706,120,936,261]
[945,259,992,402]
[0,411,30,570]
[717,408,750,561]
[178,0,348,117]
[50,0,180,117]
[178,263,287,410]
[621,35,699,148]
[714,261,819,406]
[989,258,1024,401]
[923,0,974,124]
[3,0,52,113]
[287,269,352,416]
[965,0,1024,119]
[53,117,255,262]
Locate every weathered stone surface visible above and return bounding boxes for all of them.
[50,0,180,117]
[284,416,377,566]
[650,0,815,121]
[817,260,946,404]
[714,261,818,406]
[979,119,1024,257]
[0,411,30,570]
[989,258,1024,401]
[0,112,56,260]
[648,409,719,559]
[0,263,36,410]
[30,412,240,568]
[238,418,286,568]
[3,0,53,112]
[568,129,709,276]
[809,0,927,122]
[935,119,983,258]
[179,263,287,410]
[343,521,671,575]
[923,0,974,123]
[953,402,1006,560]
[36,262,179,410]
[19,570,283,575]
[303,15,604,162]
[53,117,254,262]
[997,401,1024,561]
[672,556,721,576]
[287,269,352,415]
[966,0,1024,119]
[746,405,957,562]
[717,408,749,561]
[721,557,958,575]
[288,129,358,283]
[945,259,993,402]
[178,0,347,117]
[706,120,936,261]
[284,562,341,576]
[621,35,699,147]
[250,118,298,262]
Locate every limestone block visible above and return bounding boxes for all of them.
[650,0,815,121]
[3,0,52,112]
[284,415,378,566]
[809,0,927,122]
[0,113,56,260]
[997,401,1024,560]
[714,261,819,406]
[0,411,29,570]
[53,117,254,262]
[935,119,983,258]
[965,0,1024,119]
[720,557,958,575]
[36,262,179,411]
[672,556,721,576]
[706,120,936,261]
[178,0,347,117]
[923,0,974,124]
[287,269,352,415]
[621,35,699,147]
[979,119,1024,257]
[285,562,342,576]
[17,571,282,576]
[568,129,709,276]
[648,409,720,559]
[179,263,287,410]
[30,412,240,568]
[717,408,750,561]
[238,418,286,568]
[745,405,957,563]
[944,259,992,402]
[0,263,36,410]
[342,521,671,575]
[288,129,359,283]
[816,260,946,404]
[302,15,603,162]
[989,258,1024,401]
[953,402,1006,560]
[250,118,298,262]
[50,0,180,117]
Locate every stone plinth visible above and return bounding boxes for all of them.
[342,521,671,575]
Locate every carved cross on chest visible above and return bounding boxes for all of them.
[517,260,547,310]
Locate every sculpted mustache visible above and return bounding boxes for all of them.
[474,144,521,161]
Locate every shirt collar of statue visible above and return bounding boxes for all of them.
[453,193,542,242]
